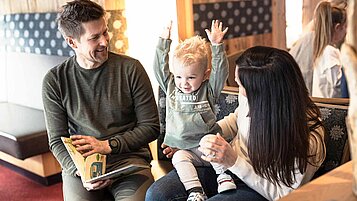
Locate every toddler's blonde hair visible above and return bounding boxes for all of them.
[173,36,211,72]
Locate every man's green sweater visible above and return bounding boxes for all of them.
[42,52,160,176]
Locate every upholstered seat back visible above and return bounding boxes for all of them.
[312,102,349,178]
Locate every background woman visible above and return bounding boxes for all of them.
[312,1,347,98]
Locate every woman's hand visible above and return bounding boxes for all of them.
[161,143,178,158]
[199,133,237,168]
[71,135,111,157]
[205,20,228,45]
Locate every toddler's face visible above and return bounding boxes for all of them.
[173,63,207,94]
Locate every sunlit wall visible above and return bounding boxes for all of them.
[125,0,178,100]
[285,0,303,48]
[0,53,7,102]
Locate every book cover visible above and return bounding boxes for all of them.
[61,137,149,183]
[61,137,106,183]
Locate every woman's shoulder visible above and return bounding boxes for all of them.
[316,45,341,70]
[324,45,340,55]
[322,45,341,62]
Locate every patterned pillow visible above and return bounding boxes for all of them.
[313,104,349,178]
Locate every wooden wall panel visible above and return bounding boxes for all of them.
[225,33,272,54]
[27,1,59,13]
[176,0,286,54]
[176,0,194,41]
[103,0,125,10]
[0,0,124,14]
[0,1,11,15]
[193,0,241,3]
[302,0,320,30]
[176,0,286,88]
[1,1,127,55]
[272,0,286,50]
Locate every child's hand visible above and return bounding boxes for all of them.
[161,143,178,158]
[205,20,228,45]
[161,21,172,39]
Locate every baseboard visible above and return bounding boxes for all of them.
[0,159,62,186]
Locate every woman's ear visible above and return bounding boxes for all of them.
[334,22,345,32]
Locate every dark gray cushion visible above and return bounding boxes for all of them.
[0,102,49,159]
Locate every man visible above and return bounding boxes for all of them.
[42,0,159,200]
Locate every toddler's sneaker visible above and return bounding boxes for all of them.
[217,172,237,193]
[187,191,208,201]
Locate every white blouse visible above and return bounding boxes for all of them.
[312,45,342,98]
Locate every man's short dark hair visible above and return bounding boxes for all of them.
[57,0,105,40]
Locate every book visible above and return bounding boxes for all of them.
[61,137,149,183]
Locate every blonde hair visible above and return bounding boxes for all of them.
[173,35,211,71]
[313,1,346,61]
[329,0,347,9]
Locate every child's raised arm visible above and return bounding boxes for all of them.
[160,20,173,40]
[205,20,228,45]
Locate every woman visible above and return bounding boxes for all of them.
[312,1,347,98]
[145,46,326,201]
[289,0,347,96]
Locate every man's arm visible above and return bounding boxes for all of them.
[42,70,77,176]
[110,60,160,153]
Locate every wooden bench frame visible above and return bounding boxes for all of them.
[0,151,62,185]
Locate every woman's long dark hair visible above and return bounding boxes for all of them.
[235,46,323,187]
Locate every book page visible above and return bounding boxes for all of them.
[87,164,150,183]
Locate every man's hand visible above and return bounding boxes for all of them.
[83,179,112,191]
[161,143,178,158]
[71,135,111,157]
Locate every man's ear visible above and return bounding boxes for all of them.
[66,37,77,49]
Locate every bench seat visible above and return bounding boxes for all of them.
[0,102,61,185]
[0,102,49,160]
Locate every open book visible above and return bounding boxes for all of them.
[61,137,149,183]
